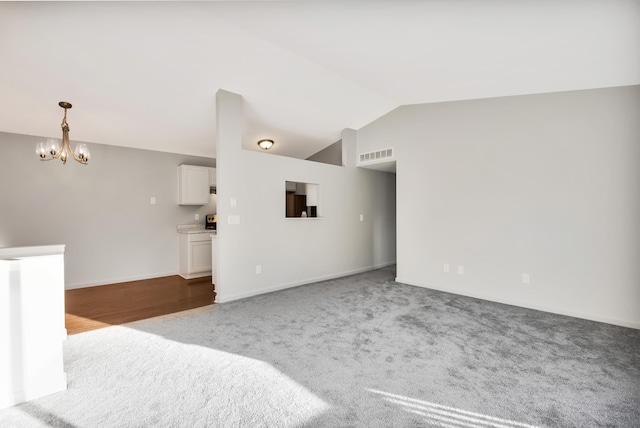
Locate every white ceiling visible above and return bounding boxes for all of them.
[1,1,638,160]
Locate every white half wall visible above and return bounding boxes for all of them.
[215,90,396,303]
[0,132,216,289]
[0,245,66,408]
[357,85,640,329]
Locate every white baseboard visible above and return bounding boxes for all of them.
[178,271,212,280]
[396,276,640,330]
[65,271,179,290]
[65,263,396,292]
[373,261,396,269]
[0,375,67,410]
[217,263,395,304]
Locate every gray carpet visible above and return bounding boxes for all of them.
[1,266,639,427]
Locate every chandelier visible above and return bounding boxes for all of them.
[36,101,90,164]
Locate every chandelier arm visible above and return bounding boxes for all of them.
[62,127,77,163]
[65,141,87,164]
[61,124,87,164]
[67,149,85,163]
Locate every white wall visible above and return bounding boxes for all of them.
[357,85,640,329]
[215,90,396,302]
[0,132,216,289]
[306,140,342,166]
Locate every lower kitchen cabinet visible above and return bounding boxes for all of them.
[179,232,212,279]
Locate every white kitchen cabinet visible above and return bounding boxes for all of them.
[178,232,212,279]
[178,165,210,205]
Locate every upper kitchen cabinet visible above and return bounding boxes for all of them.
[178,165,213,205]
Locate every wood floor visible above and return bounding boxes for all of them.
[65,275,215,335]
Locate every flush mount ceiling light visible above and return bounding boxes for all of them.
[36,101,90,165]
[257,139,274,150]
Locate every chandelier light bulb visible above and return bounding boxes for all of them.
[48,139,60,156]
[36,142,46,158]
[75,143,90,162]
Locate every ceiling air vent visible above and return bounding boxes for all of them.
[359,148,393,163]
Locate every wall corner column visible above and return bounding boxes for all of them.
[214,89,243,302]
[341,128,357,167]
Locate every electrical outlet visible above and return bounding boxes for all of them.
[150,197,156,205]
[228,215,240,225]
[360,214,364,221]
[522,273,530,284]
[458,266,464,275]
[443,264,450,273]
[195,213,200,221]
[256,265,262,274]
[230,197,237,208]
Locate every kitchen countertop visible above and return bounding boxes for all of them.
[177,225,216,234]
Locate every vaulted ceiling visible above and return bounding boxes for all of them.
[1,1,638,159]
